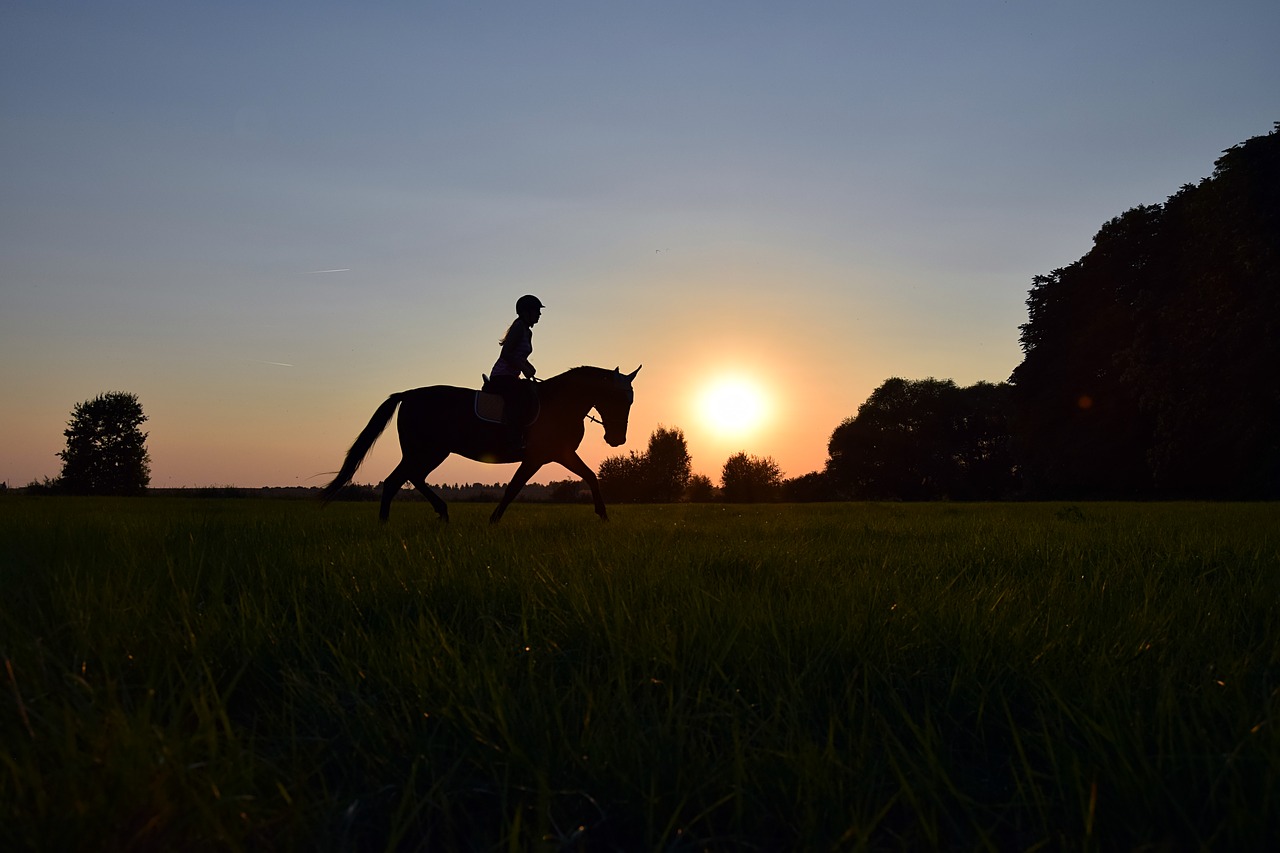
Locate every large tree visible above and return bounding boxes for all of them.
[1010,210,1161,497]
[1011,124,1280,497]
[826,378,1017,500]
[57,392,152,495]
[1119,130,1280,496]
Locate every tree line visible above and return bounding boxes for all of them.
[31,126,1277,500]
[594,378,1017,503]
[601,124,1280,501]
[594,425,789,503]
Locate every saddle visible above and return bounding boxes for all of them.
[476,375,540,426]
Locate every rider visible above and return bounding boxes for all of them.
[489,295,543,451]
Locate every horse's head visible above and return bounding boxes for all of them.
[596,365,641,447]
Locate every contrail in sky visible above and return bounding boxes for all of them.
[260,361,295,368]
[303,268,351,274]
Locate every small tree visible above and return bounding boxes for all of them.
[598,425,693,503]
[720,452,783,503]
[597,452,648,502]
[683,473,716,502]
[642,425,693,502]
[58,392,151,495]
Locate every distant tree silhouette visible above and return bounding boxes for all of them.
[598,425,692,502]
[643,426,693,501]
[683,473,716,502]
[826,378,1017,500]
[323,482,380,501]
[547,479,588,502]
[57,392,151,495]
[1011,123,1280,497]
[782,471,838,502]
[24,477,60,495]
[720,452,782,502]
[597,452,647,502]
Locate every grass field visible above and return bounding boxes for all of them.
[1,497,1277,851]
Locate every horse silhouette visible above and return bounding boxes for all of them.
[322,365,640,523]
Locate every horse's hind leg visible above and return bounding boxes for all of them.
[408,450,451,522]
[380,461,410,522]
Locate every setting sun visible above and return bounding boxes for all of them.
[699,376,769,436]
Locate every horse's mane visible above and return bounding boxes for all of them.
[543,365,612,386]
[534,366,620,401]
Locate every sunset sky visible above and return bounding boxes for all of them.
[3,2,1277,489]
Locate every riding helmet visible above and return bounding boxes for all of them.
[516,294,544,315]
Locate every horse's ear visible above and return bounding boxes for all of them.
[626,365,642,381]
[613,366,620,373]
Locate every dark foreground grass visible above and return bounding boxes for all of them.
[1,497,1277,851]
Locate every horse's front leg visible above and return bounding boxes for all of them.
[557,451,608,521]
[490,460,543,524]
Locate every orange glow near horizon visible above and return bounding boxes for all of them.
[661,353,822,482]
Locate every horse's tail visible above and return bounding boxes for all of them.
[321,393,404,504]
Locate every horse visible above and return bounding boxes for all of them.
[321,365,641,523]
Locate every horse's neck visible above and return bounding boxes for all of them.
[545,368,606,416]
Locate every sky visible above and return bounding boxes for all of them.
[2,1,1277,489]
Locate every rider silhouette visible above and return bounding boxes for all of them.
[489,295,543,451]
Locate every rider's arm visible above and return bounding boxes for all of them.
[499,327,535,377]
